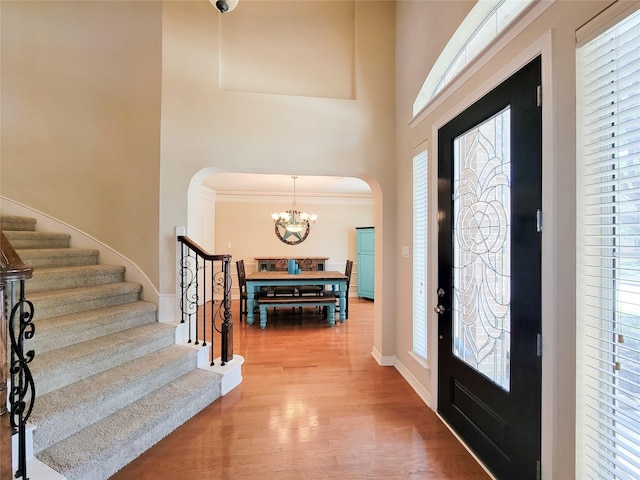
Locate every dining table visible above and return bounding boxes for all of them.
[245,270,348,325]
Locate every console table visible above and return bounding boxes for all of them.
[255,257,328,272]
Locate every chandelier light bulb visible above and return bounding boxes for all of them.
[285,223,305,233]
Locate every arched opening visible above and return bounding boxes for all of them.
[185,168,384,356]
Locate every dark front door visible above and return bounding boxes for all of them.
[437,56,542,479]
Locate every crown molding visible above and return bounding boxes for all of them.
[214,191,374,205]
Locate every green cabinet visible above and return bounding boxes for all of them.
[356,227,375,300]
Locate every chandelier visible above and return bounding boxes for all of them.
[271,176,318,245]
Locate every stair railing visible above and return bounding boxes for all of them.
[1,232,35,480]
[177,235,233,365]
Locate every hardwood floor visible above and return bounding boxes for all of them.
[109,299,490,480]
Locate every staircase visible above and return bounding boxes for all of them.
[2,215,224,480]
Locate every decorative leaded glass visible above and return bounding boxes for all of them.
[452,107,511,391]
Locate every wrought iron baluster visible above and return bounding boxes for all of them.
[2,231,35,480]
[8,280,36,480]
[177,235,233,367]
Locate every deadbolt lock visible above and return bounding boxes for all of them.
[437,288,445,297]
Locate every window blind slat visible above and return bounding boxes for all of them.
[413,151,429,359]
[577,7,640,480]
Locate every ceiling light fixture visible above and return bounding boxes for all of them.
[271,176,318,245]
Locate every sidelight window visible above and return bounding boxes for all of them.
[413,150,429,359]
[576,6,640,479]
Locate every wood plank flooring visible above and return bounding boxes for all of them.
[109,298,490,480]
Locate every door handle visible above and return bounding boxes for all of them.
[434,305,445,314]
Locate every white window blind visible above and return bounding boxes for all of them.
[413,150,428,359]
[577,7,640,480]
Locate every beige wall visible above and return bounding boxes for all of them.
[394,1,618,478]
[159,0,395,286]
[0,0,395,356]
[1,1,162,285]
[160,1,396,356]
[213,194,374,296]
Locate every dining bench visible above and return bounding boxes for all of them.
[255,295,336,329]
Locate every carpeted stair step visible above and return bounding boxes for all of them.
[36,368,222,480]
[29,281,142,320]
[31,321,177,396]
[1,214,36,232]
[18,247,99,268]
[4,230,71,249]
[28,264,126,293]
[1,213,232,480]
[31,344,200,454]
[27,301,158,354]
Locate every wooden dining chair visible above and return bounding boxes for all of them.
[236,259,248,322]
[325,259,353,319]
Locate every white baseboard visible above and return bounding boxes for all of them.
[393,358,432,408]
[370,348,432,409]
[371,346,395,366]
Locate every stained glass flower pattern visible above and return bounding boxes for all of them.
[452,107,511,391]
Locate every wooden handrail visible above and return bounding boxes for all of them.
[0,232,33,282]
[177,235,231,262]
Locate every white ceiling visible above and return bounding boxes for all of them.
[202,173,372,196]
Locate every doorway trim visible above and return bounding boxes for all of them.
[426,31,560,478]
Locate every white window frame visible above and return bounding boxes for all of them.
[412,0,533,117]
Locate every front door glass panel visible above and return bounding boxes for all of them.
[452,107,511,391]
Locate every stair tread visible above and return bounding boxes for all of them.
[29,282,143,320]
[1,215,36,231]
[31,344,199,452]
[31,322,177,395]
[33,345,197,419]
[29,301,158,353]
[18,247,100,268]
[5,231,70,239]
[31,264,125,276]
[19,247,99,257]
[37,369,222,480]
[28,264,126,292]
[33,300,157,330]
[33,321,175,363]
[29,281,140,300]
[5,230,71,249]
